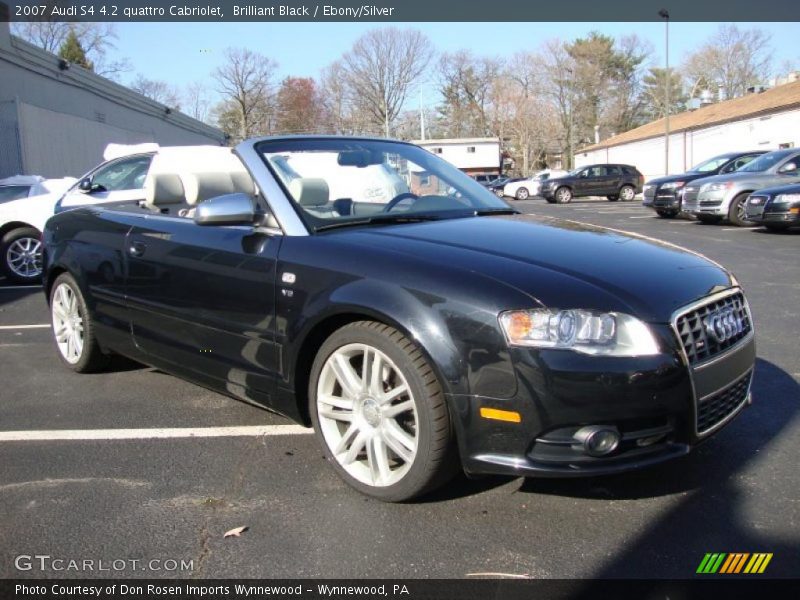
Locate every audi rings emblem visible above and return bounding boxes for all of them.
[703,308,744,344]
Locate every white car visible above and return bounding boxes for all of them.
[1,142,240,283]
[504,169,568,200]
[0,175,76,204]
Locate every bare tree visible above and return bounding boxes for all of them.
[438,51,504,137]
[12,21,131,79]
[130,75,181,109]
[340,28,434,137]
[683,24,773,100]
[182,82,213,124]
[213,47,277,141]
[537,39,579,168]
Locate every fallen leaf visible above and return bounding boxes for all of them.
[224,526,249,538]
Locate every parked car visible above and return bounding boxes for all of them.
[745,183,800,231]
[0,175,75,204]
[682,148,800,226]
[0,178,76,283]
[488,176,521,197]
[540,164,644,204]
[472,173,500,185]
[642,151,766,218]
[43,136,755,502]
[504,169,568,200]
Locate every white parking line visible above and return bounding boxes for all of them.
[0,425,312,442]
[0,324,49,330]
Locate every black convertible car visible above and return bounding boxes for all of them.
[43,136,756,501]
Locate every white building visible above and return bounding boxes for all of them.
[575,79,800,181]
[414,137,501,177]
[0,19,224,179]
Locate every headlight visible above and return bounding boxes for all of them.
[499,309,660,356]
[661,181,685,190]
[773,193,800,204]
[701,182,732,193]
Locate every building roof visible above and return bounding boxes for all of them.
[582,79,800,152]
[413,137,500,146]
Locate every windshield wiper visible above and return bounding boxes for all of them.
[314,214,442,232]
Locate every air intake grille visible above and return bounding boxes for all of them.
[697,370,752,434]
[675,292,751,365]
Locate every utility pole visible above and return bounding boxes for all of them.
[659,9,670,176]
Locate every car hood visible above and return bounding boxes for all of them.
[338,214,733,323]
[646,172,711,186]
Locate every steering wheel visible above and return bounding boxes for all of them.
[383,192,420,212]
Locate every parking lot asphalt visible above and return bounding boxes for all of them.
[1,198,798,580]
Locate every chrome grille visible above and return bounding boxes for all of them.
[675,292,752,365]
[697,370,752,434]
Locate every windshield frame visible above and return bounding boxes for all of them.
[254,137,513,234]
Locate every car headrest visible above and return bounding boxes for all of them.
[144,173,185,208]
[183,172,236,206]
[288,178,329,207]
[230,171,256,196]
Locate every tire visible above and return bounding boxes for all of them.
[728,193,755,227]
[49,273,109,373]
[515,187,530,200]
[607,195,619,201]
[1,227,43,284]
[554,186,572,204]
[309,321,458,501]
[619,185,636,202]
[656,209,678,218]
[697,214,723,225]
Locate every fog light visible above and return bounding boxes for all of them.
[574,425,620,457]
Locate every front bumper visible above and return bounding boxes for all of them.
[746,196,800,225]
[449,299,755,478]
[683,189,731,216]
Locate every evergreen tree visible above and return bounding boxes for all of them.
[58,29,94,71]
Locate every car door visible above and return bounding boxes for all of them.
[124,214,282,408]
[719,153,763,174]
[59,154,153,211]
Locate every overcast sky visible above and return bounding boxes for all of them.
[111,21,799,106]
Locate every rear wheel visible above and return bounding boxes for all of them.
[515,187,530,200]
[309,321,457,501]
[697,214,723,225]
[1,227,43,284]
[619,185,636,202]
[728,193,755,227]
[656,209,678,218]
[555,187,572,204]
[49,273,109,372]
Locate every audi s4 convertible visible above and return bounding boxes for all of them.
[42,136,756,501]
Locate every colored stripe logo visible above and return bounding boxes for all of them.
[697,553,773,574]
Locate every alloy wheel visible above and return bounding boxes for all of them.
[6,237,42,279]
[620,186,635,201]
[52,283,84,364]
[316,343,418,487]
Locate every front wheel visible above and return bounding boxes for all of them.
[515,187,530,200]
[49,273,109,372]
[619,185,636,202]
[728,193,755,227]
[555,187,572,204]
[309,321,457,501]
[1,227,43,284]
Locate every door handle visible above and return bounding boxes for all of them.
[129,241,147,257]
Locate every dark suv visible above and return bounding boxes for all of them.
[540,164,644,204]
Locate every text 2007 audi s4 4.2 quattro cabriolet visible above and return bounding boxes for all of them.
[42,136,756,501]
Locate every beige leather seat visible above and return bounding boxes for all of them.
[144,173,186,213]
[288,178,335,216]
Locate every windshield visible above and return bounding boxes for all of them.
[737,150,794,173]
[689,156,731,173]
[0,186,31,203]
[257,138,512,232]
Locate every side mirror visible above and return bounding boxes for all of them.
[779,162,798,174]
[78,177,93,192]
[194,193,256,226]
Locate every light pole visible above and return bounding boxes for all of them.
[659,9,670,176]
